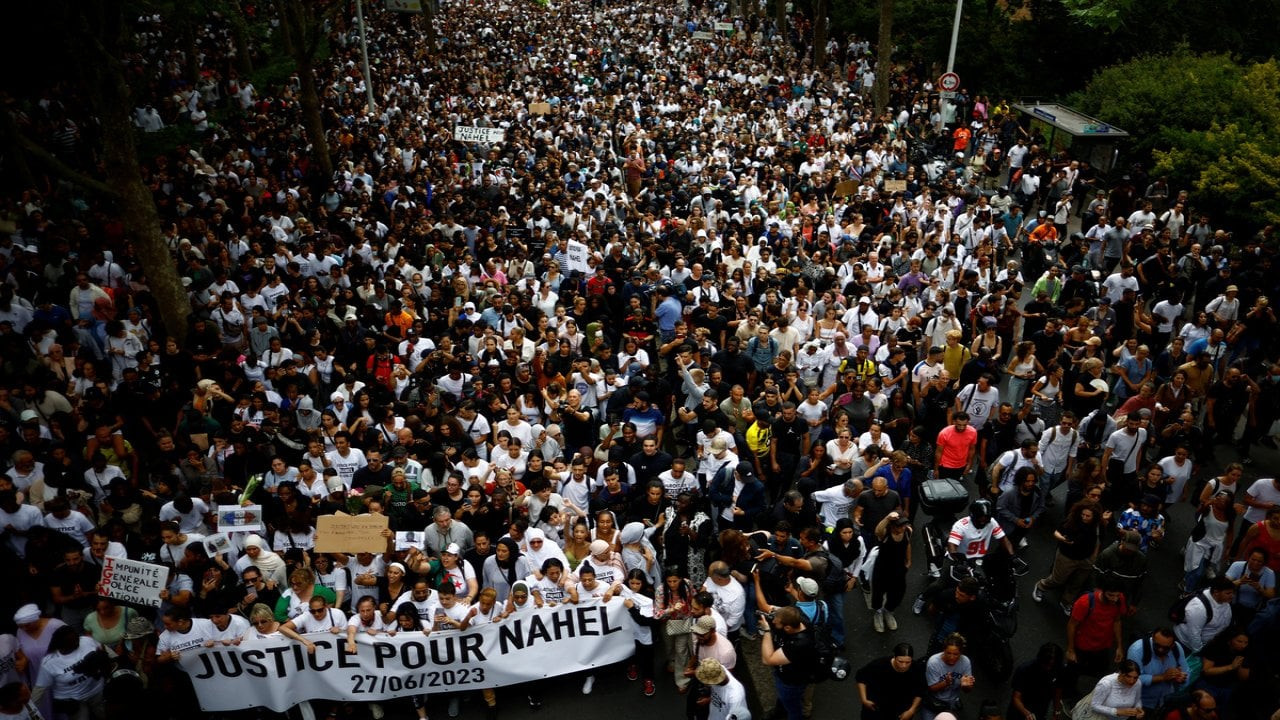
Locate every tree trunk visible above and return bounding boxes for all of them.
[227,0,255,76]
[70,0,190,340]
[296,60,333,177]
[813,0,828,66]
[278,0,334,178]
[874,0,894,114]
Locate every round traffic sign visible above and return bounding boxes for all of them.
[938,72,960,92]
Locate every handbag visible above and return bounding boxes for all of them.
[1070,691,1104,720]
[664,617,694,635]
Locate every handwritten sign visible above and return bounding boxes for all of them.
[714,22,734,31]
[565,240,591,274]
[98,556,168,607]
[217,504,263,534]
[529,102,552,115]
[386,0,423,11]
[454,126,506,144]
[834,180,858,197]
[691,31,714,40]
[315,514,389,554]
[883,179,908,193]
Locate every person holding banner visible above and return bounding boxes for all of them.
[32,626,107,720]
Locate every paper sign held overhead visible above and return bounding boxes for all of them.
[529,102,552,115]
[315,514,389,554]
[454,126,506,144]
[883,179,908,193]
[565,240,591,274]
[217,505,263,534]
[714,22,734,31]
[98,556,168,608]
[691,31,714,40]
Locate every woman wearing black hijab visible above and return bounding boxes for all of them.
[481,537,532,603]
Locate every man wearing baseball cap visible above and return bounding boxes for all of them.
[695,658,749,720]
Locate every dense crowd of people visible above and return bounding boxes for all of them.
[3,1,1280,720]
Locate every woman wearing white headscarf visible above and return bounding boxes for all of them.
[522,528,569,581]
[619,522,660,587]
[235,534,289,588]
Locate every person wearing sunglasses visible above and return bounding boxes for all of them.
[279,596,346,654]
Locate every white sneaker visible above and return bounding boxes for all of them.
[1018,537,1029,549]
[873,609,885,633]
[448,698,460,718]
[582,675,595,695]
[884,611,898,631]
[912,595,926,615]
[1032,584,1045,603]
[371,704,385,720]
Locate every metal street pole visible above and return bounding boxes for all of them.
[944,0,963,122]
[946,0,963,73]
[355,0,377,113]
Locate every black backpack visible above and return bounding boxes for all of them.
[1168,592,1212,625]
[809,550,846,596]
[808,600,837,683]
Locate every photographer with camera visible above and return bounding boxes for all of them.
[759,604,820,720]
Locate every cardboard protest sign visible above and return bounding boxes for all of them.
[834,180,858,197]
[529,102,551,115]
[97,556,168,608]
[883,179,908,193]
[217,505,264,534]
[315,514,389,554]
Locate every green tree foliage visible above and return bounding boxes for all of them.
[1154,62,1280,226]
[1074,51,1280,227]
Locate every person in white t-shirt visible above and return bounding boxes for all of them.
[280,596,347,653]
[954,374,1001,430]
[390,580,443,626]
[947,500,1012,560]
[697,658,750,720]
[42,497,95,548]
[208,608,251,644]
[155,607,216,663]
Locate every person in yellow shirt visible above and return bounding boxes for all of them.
[942,329,972,379]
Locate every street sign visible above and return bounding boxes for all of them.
[940,90,957,100]
[938,72,960,92]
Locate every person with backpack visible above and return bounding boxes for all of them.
[759,605,820,720]
[1124,628,1190,715]
[1038,411,1081,503]
[754,526,848,650]
[1063,578,1129,695]
[1172,577,1235,654]
[1034,500,1104,614]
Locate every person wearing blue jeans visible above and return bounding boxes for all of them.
[759,605,818,720]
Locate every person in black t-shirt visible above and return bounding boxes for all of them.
[760,605,819,720]
[1007,643,1066,720]
[856,644,926,720]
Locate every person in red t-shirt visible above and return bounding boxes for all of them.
[1064,578,1128,695]
[934,412,978,480]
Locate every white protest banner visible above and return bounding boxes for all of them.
[217,505,263,534]
[453,126,506,144]
[565,240,591,274]
[714,22,734,31]
[203,533,233,558]
[182,600,636,712]
[97,556,168,608]
[691,30,714,40]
